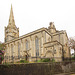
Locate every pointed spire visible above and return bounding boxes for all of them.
[8,4,16,28]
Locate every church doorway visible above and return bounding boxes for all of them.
[24,51,30,61]
[25,53,29,61]
[25,55,28,61]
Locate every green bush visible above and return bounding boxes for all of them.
[42,58,50,62]
[37,58,50,62]
[19,60,28,63]
[37,60,42,62]
[37,58,55,63]
[52,58,55,62]
[3,62,10,66]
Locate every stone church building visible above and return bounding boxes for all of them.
[4,5,70,62]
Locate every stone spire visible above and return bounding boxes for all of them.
[5,5,19,42]
[8,4,16,28]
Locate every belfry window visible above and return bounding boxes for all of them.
[35,37,39,56]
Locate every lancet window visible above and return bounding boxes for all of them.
[26,40,29,50]
[18,42,20,58]
[35,37,39,56]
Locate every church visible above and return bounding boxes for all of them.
[4,5,70,62]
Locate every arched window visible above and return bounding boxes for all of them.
[11,44,13,60]
[26,40,29,50]
[18,43,20,58]
[35,37,39,56]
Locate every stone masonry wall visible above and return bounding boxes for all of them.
[0,62,75,75]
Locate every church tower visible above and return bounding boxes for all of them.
[5,5,19,42]
[48,22,56,33]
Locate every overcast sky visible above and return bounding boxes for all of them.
[0,0,75,42]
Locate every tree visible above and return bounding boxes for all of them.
[0,42,5,50]
[69,38,75,56]
[0,42,5,64]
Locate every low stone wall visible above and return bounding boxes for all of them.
[0,62,75,75]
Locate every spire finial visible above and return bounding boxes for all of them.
[11,4,12,10]
[10,4,14,19]
[49,22,54,26]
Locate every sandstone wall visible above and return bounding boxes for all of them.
[0,62,75,75]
